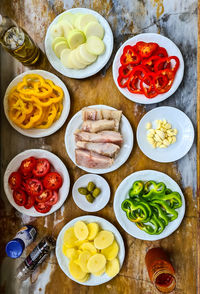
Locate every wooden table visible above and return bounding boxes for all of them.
[0,1,199,293]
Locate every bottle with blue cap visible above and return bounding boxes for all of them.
[6,225,37,259]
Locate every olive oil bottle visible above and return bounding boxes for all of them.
[0,15,41,65]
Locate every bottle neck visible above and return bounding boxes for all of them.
[0,15,17,39]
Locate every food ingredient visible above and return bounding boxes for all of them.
[8,74,63,129]
[121,180,182,235]
[78,181,101,203]
[50,12,105,69]
[8,156,63,213]
[62,221,120,282]
[146,119,177,148]
[117,41,180,98]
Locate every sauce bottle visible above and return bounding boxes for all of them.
[145,247,176,293]
[0,15,41,65]
[6,225,37,259]
[16,236,56,281]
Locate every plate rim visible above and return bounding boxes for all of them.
[113,169,185,241]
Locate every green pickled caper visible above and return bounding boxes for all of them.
[92,188,101,198]
[86,193,94,203]
[78,187,88,195]
[87,181,96,192]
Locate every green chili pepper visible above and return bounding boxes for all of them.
[129,180,144,197]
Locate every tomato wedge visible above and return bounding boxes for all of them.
[33,158,50,178]
[46,190,59,206]
[43,172,63,190]
[20,157,36,176]
[24,194,35,209]
[13,190,26,206]
[8,172,21,190]
[25,178,43,197]
[34,202,52,213]
[35,189,52,203]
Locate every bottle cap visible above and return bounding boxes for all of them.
[0,15,2,25]
[6,238,25,258]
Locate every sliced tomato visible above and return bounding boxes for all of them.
[25,178,43,197]
[13,190,26,206]
[34,202,52,213]
[20,157,36,176]
[35,189,52,203]
[46,190,59,206]
[24,194,35,209]
[43,172,63,190]
[33,158,50,178]
[8,172,21,190]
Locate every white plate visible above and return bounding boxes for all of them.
[112,33,184,104]
[72,174,110,212]
[136,106,194,163]
[114,170,185,241]
[64,105,133,174]
[3,70,70,138]
[56,215,125,286]
[3,149,70,217]
[45,8,114,79]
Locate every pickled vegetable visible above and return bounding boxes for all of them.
[87,182,96,192]
[92,188,101,198]
[78,187,88,195]
[86,194,94,203]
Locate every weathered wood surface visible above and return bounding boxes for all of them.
[0,0,198,293]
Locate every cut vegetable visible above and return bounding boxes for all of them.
[92,266,105,276]
[69,49,87,69]
[87,222,99,240]
[60,48,73,68]
[94,230,114,249]
[50,23,64,38]
[86,36,105,55]
[58,12,75,26]
[78,251,92,273]
[79,242,97,254]
[74,221,89,240]
[65,248,80,260]
[59,20,74,39]
[69,260,87,280]
[84,21,104,39]
[76,273,89,282]
[74,48,89,66]
[63,227,78,248]
[75,14,98,30]
[87,253,106,273]
[106,258,120,277]
[78,44,97,64]
[67,29,86,49]
[52,37,68,50]
[54,41,68,58]
[101,240,119,261]
[74,13,84,29]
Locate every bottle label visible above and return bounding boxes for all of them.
[14,226,36,248]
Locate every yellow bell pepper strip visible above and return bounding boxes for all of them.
[9,108,26,124]
[129,180,144,197]
[54,102,63,121]
[22,74,45,86]
[45,79,64,99]
[35,104,57,129]
[16,104,43,129]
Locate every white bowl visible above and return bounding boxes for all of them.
[56,215,125,286]
[3,149,70,217]
[72,174,110,212]
[112,33,184,104]
[3,70,70,138]
[45,8,114,79]
[114,170,185,241]
[136,106,194,162]
[64,104,134,174]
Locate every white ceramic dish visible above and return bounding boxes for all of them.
[3,70,70,138]
[136,106,194,163]
[64,104,134,174]
[45,8,114,79]
[112,33,184,104]
[114,170,185,241]
[4,149,70,217]
[56,215,125,285]
[72,174,110,212]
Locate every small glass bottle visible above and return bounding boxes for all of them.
[0,15,41,65]
[145,247,176,293]
[16,236,56,281]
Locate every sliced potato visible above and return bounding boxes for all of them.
[84,21,104,39]
[59,20,74,39]
[79,44,97,64]
[62,244,68,257]
[74,13,84,29]
[53,41,68,58]
[74,221,89,240]
[76,273,90,282]
[79,242,97,254]
[94,230,114,249]
[106,258,120,277]
[67,29,86,49]
[101,240,119,261]
[60,48,73,68]
[50,23,64,38]
[58,12,75,26]
[86,36,105,55]
[69,50,87,69]
[92,266,105,276]
[63,227,78,248]
[78,251,92,273]
[65,248,80,260]
[74,239,86,247]
[87,222,100,240]
[87,253,106,273]
[69,260,87,280]
[74,48,89,66]
[52,37,68,50]
[75,14,98,30]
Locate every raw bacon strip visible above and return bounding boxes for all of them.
[74,130,123,146]
[81,119,119,133]
[75,149,114,169]
[101,109,122,122]
[76,141,120,158]
[82,108,122,122]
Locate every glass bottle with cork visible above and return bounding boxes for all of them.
[0,15,41,65]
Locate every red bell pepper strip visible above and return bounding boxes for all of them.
[153,73,169,93]
[140,73,158,98]
[154,69,175,94]
[118,64,134,78]
[154,46,168,57]
[120,45,141,65]
[142,56,161,71]
[136,41,158,58]
[117,75,129,88]
[127,74,143,94]
[154,56,180,73]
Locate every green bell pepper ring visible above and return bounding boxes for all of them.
[121,199,150,223]
[150,203,169,226]
[161,192,182,209]
[129,180,144,197]
[152,199,178,221]
[143,181,166,200]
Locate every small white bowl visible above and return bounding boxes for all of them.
[45,8,114,79]
[112,33,184,104]
[136,106,194,163]
[72,174,110,212]
[3,149,70,217]
[4,70,70,138]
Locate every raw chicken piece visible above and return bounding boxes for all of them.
[76,141,120,158]
[75,149,114,169]
[101,109,122,122]
[74,130,123,146]
[82,108,122,122]
[82,119,119,132]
